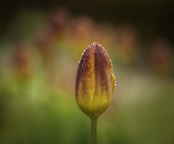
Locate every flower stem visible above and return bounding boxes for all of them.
[91,117,97,144]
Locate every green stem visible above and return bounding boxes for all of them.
[91,117,98,144]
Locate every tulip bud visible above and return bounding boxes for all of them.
[75,42,116,118]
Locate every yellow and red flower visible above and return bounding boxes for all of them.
[75,42,116,118]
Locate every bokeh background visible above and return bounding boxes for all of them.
[0,1,174,144]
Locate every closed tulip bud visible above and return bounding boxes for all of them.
[75,42,116,118]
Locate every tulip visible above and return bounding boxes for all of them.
[75,42,116,144]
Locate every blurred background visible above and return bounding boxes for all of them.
[0,1,174,144]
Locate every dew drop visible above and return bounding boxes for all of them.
[115,80,117,85]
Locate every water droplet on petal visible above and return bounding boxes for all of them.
[115,80,117,85]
